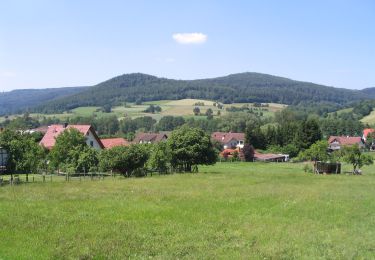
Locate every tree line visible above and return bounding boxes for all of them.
[0,126,218,177]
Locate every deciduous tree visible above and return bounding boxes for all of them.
[167,126,217,172]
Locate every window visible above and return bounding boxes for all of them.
[90,141,94,147]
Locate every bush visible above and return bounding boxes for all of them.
[99,144,149,177]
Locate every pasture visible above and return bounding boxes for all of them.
[0,99,286,123]
[0,162,374,259]
[361,110,375,126]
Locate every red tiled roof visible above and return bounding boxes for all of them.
[40,124,102,149]
[328,136,363,146]
[101,138,129,149]
[363,128,375,139]
[211,132,245,144]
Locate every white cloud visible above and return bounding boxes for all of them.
[172,33,207,44]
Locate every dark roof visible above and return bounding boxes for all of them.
[254,152,286,161]
[211,132,245,144]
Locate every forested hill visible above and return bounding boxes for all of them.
[360,87,375,98]
[0,87,88,115]
[28,72,374,113]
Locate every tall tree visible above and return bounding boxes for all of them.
[167,126,217,172]
[245,125,266,149]
[242,143,255,162]
[193,107,201,116]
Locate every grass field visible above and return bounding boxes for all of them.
[361,110,375,126]
[1,162,374,259]
[0,99,286,123]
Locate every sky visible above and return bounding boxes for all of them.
[0,0,374,91]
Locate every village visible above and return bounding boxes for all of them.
[1,121,374,184]
[1,1,375,258]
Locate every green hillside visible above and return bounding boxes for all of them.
[0,87,88,116]
[33,73,369,113]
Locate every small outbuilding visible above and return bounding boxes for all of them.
[314,161,341,174]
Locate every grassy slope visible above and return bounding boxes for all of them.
[361,110,375,125]
[0,162,374,259]
[0,99,285,123]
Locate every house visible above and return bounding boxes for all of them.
[363,128,375,142]
[363,128,375,151]
[39,124,104,150]
[133,132,168,144]
[328,136,365,151]
[100,138,129,149]
[211,132,245,149]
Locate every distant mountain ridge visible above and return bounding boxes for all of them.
[1,72,374,115]
[33,72,373,113]
[360,87,375,96]
[0,87,88,115]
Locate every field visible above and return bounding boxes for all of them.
[1,162,374,259]
[0,99,286,123]
[361,110,375,126]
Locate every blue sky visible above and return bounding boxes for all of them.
[0,0,374,91]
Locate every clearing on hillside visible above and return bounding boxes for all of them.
[0,99,287,123]
[361,110,375,125]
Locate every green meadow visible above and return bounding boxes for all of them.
[0,99,285,123]
[0,162,374,259]
[361,110,375,126]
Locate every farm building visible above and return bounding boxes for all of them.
[328,136,365,151]
[254,152,289,162]
[100,138,129,149]
[133,133,168,144]
[211,132,245,149]
[40,124,104,150]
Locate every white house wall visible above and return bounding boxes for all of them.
[223,139,244,149]
[86,130,102,150]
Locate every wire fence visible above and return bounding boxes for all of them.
[0,171,121,186]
